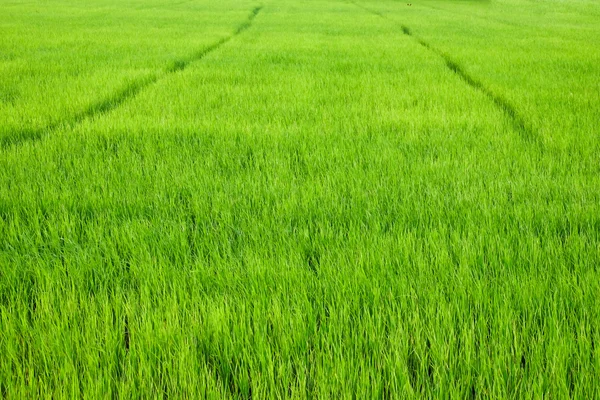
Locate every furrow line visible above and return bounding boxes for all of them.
[350,2,539,146]
[1,6,263,151]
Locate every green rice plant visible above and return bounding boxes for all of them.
[1,0,599,397]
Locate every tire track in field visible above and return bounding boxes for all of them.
[350,2,539,145]
[0,6,262,150]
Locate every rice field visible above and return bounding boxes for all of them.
[1,0,599,397]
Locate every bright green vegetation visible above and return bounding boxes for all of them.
[0,0,256,145]
[1,0,599,397]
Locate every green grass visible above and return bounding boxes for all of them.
[1,0,599,397]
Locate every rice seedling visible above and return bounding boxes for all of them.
[1,0,599,397]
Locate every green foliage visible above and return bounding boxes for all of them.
[1,0,599,397]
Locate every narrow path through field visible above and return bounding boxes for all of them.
[1,6,262,150]
[350,1,539,145]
